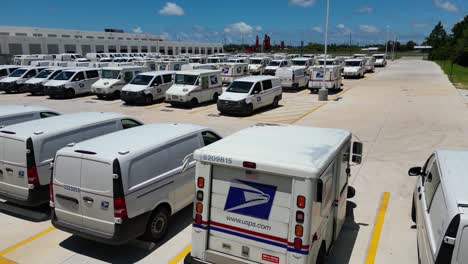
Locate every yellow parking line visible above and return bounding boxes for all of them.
[290,103,327,124]
[190,105,216,114]
[0,256,15,264]
[168,245,191,264]
[144,104,166,110]
[0,226,55,256]
[365,192,391,264]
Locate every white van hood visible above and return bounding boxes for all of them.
[92,79,122,89]
[44,80,68,87]
[219,92,248,101]
[25,78,47,85]
[248,64,263,70]
[167,84,198,95]
[344,66,360,72]
[265,66,280,70]
[376,59,384,63]
[122,84,146,92]
[0,77,21,84]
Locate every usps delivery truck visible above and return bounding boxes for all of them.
[185,124,362,264]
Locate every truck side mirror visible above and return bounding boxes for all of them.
[408,167,422,176]
[352,142,363,164]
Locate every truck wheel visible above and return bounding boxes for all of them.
[145,95,153,105]
[411,195,416,223]
[96,94,105,99]
[246,104,254,116]
[316,243,326,264]
[213,93,219,102]
[190,98,199,108]
[144,207,170,242]
[113,90,121,99]
[272,97,279,108]
[66,89,75,98]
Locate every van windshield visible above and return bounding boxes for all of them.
[35,70,53,79]
[249,59,262,64]
[54,71,75,80]
[317,60,335,66]
[130,75,153,85]
[374,55,384,59]
[175,74,198,85]
[208,59,219,63]
[346,61,361,67]
[9,69,27,77]
[101,70,121,79]
[269,61,281,66]
[226,81,253,93]
[292,60,307,66]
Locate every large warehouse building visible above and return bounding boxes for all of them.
[0,26,223,56]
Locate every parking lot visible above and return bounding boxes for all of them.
[1,58,467,264]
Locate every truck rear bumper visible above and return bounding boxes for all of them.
[0,184,49,207]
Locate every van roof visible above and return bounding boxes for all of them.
[102,66,148,71]
[176,69,221,75]
[0,112,130,139]
[59,123,207,159]
[61,68,100,72]
[435,149,468,207]
[139,71,176,76]
[235,76,279,82]
[292,57,313,61]
[346,58,365,62]
[195,124,351,178]
[0,105,54,117]
[0,65,19,69]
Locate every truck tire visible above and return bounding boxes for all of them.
[96,94,105,100]
[213,93,219,102]
[272,97,279,108]
[246,104,254,116]
[66,89,75,99]
[190,98,199,108]
[316,243,326,264]
[143,207,170,242]
[145,95,153,105]
[411,195,416,223]
[113,90,121,99]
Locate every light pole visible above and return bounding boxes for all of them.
[392,34,397,61]
[385,26,389,57]
[319,0,330,101]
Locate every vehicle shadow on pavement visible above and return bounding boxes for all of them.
[58,204,193,263]
[327,201,366,264]
[0,202,50,222]
[309,88,343,95]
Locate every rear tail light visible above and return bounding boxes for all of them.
[196,202,203,213]
[197,177,205,188]
[113,196,127,218]
[194,214,202,225]
[27,166,40,185]
[294,238,302,249]
[243,161,256,169]
[296,211,304,223]
[297,196,306,208]
[295,225,303,237]
[196,191,204,201]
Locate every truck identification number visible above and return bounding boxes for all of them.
[201,154,232,164]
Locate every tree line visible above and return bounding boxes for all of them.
[426,15,468,66]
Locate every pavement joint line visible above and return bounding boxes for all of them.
[189,105,216,114]
[290,103,327,124]
[0,226,56,256]
[168,245,191,264]
[144,103,166,110]
[249,113,305,121]
[365,192,391,264]
[0,256,15,264]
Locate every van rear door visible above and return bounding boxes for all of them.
[53,154,83,227]
[0,135,28,200]
[208,165,292,263]
[80,158,115,236]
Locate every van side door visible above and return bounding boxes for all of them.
[158,74,174,99]
[334,143,351,240]
[250,82,263,110]
[71,72,86,93]
[261,79,275,107]
[85,70,100,91]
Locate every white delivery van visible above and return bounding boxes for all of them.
[409,149,468,264]
[189,56,207,64]
[220,63,249,85]
[0,105,60,128]
[158,61,187,71]
[364,57,376,73]
[13,55,54,66]
[0,67,47,93]
[264,60,291,76]
[55,53,90,62]
[217,76,282,116]
[51,123,222,245]
[44,68,100,98]
[91,66,148,99]
[343,59,366,79]
[292,57,315,68]
[121,71,175,105]
[181,63,218,71]
[0,66,20,81]
[248,57,272,75]
[185,124,362,264]
[373,54,387,67]
[207,57,227,64]
[25,67,67,95]
[0,112,143,206]
[227,58,249,64]
[166,70,223,107]
[308,65,343,91]
[276,66,309,90]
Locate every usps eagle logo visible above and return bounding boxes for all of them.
[224,180,277,220]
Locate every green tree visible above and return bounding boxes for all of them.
[426,22,450,60]
[405,40,417,51]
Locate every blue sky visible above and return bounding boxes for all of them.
[2,0,467,45]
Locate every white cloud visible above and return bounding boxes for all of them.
[355,6,374,13]
[336,24,345,29]
[311,26,323,33]
[132,27,143,34]
[289,0,316,7]
[159,2,185,16]
[434,0,458,12]
[224,22,261,34]
[161,32,172,40]
[359,25,380,33]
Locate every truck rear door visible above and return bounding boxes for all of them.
[80,158,115,236]
[208,165,292,264]
[0,135,28,200]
